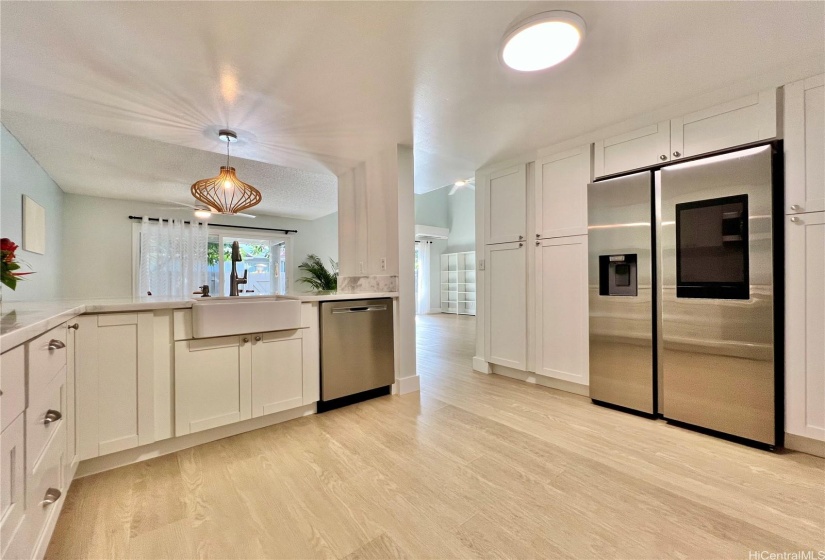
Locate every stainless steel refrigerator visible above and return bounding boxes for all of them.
[588,144,782,446]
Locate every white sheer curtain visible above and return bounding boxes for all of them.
[417,241,431,315]
[138,217,208,298]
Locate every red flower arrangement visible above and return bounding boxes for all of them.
[1,238,33,290]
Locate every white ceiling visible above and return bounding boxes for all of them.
[1,111,338,220]
[1,1,823,206]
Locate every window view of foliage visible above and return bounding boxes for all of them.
[208,241,269,266]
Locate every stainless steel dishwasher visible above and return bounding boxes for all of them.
[318,298,394,411]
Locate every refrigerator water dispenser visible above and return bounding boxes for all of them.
[599,254,638,296]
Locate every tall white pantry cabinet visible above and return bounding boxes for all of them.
[477,76,824,451]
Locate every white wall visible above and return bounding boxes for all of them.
[0,125,65,301]
[61,193,338,299]
[337,147,399,278]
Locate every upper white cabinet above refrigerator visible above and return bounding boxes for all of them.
[785,74,824,214]
[594,88,779,178]
[670,88,777,159]
[535,145,593,239]
[486,164,527,244]
[594,121,671,178]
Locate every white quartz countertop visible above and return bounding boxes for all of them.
[0,292,398,352]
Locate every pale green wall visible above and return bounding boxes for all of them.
[0,125,65,301]
[415,186,475,311]
[414,188,449,228]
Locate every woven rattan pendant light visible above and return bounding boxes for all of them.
[191,129,262,215]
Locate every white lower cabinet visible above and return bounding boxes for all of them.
[535,236,589,386]
[175,328,308,435]
[1,325,71,560]
[175,335,252,435]
[1,414,27,559]
[76,313,155,460]
[485,241,527,370]
[251,331,304,417]
[786,212,825,443]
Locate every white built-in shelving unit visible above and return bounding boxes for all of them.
[440,251,476,315]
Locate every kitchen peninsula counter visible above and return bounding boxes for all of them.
[0,292,398,352]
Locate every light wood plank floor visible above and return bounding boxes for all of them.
[47,314,824,559]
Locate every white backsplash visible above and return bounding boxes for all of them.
[337,275,398,293]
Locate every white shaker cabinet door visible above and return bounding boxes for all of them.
[76,313,154,460]
[535,235,589,386]
[535,146,592,239]
[1,414,27,560]
[670,88,778,161]
[486,164,527,244]
[484,241,527,370]
[785,212,825,443]
[785,75,825,214]
[251,330,304,417]
[594,121,670,178]
[175,335,251,436]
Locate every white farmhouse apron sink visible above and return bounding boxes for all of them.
[191,296,302,338]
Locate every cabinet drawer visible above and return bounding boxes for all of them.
[1,414,28,560]
[26,368,66,475]
[27,325,67,397]
[25,423,66,560]
[1,345,26,431]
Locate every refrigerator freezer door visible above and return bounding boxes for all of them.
[660,145,776,445]
[588,171,655,414]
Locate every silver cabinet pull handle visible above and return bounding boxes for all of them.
[68,323,79,330]
[48,339,65,350]
[44,409,62,424]
[255,335,262,342]
[790,204,801,212]
[672,151,681,158]
[659,154,667,161]
[242,337,249,343]
[43,488,61,505]
[790,216,800,223]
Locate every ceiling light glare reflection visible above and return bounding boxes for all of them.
[501,11,586,72]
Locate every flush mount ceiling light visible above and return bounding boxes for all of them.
[500,11,586,72]
[191,129,262,215]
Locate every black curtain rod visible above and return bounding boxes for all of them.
[128,216,297,234]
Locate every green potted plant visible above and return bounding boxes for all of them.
[297,254,338,292]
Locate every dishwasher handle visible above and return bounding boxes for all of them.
[331,305,387,314]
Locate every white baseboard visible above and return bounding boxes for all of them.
[491,364,590,397]
[394,374,420,395]
[76,404,317,477]
[472,356,492,374]
[785,433,825,458]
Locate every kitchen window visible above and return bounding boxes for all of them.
[207,232,290,296]
[133,223,292,297]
